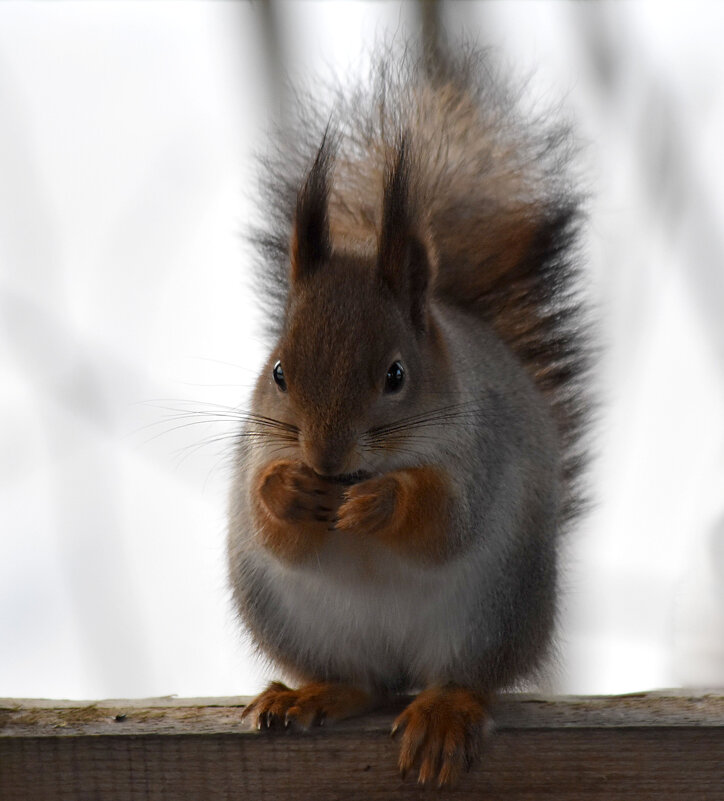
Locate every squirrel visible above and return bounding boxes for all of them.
[227,42,588,787]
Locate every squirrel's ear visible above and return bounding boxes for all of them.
[377,137,432,332]
[290,131,334,282]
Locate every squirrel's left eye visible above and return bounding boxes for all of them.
[385,361,405,394]
[272,360,287,391]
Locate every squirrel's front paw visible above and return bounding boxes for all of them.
[255,461,344,562]
[335,474,398,534]
[257,460,341,526]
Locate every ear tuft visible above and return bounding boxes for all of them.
[291,129,335,281]
[377,135,432,331]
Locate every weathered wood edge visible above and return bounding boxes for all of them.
[1,691,722,738]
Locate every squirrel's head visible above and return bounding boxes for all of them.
[257,134,444,479]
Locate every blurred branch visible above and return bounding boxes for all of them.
[419,0,443,72]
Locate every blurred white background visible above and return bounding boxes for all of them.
[1,1,722,701]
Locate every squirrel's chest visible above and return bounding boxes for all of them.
[247,541,486,690]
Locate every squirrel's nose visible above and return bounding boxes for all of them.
[306,451,344,478]
[312,460,340,478]
[302,437,351,478]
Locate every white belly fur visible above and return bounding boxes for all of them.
[251,532,492,690]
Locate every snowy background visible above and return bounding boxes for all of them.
[1,1,722,700]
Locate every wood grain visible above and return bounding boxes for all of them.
[1,692,722,800]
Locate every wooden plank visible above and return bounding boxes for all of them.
[1,693,722,800]
[2,690,722,736]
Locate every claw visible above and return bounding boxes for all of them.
[393,687,489,788]
[244,681,371,740]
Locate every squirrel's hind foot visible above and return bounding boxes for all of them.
[392,686,491,787]
[241,680,371,730]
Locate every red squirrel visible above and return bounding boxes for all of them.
[227,43,588,787]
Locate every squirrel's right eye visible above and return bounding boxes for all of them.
[272,361,287,392]
[385,361,405,393]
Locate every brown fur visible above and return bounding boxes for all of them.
[392,686,490,787]
[336,466,454,564]
[256,460,454,566]
[242,680,372,729]
[254,460,343,564]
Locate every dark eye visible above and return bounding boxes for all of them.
[272,360,287,392]
[385,361,405,394]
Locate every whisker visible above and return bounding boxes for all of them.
[172,435,241,466]
[368,399,483,429]
[366,416,482,441]
[361,443,431,460]
[140,419,298,450]
[362,430,455,448]
[365,401,487,441]
[172,428,297,463]
[139,417,242,444]
[139,403,299,432]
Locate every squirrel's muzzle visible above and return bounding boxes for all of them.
[301,428,356,478]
